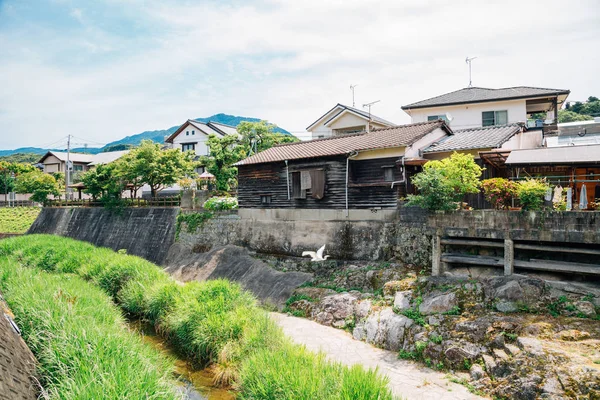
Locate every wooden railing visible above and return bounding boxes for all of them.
[0,200,36,208]
[46,196,181,208]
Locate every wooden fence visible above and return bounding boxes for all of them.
[0,200,36,208]
[46,196,181,208]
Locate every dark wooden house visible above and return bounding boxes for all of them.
[235,120,452,209]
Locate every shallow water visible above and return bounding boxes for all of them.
[127,320,235,400]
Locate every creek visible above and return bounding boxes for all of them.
[127,320,235,400]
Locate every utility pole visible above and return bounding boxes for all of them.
[350,84,358,107]
[362,100,380,133]
[465,56,477,87]
[66,134,71,201]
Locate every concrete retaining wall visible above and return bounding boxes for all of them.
[180,208,600,266]
[28,207,179,265]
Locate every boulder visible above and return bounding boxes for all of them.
[470,364,485,381]
[516,337,544,356]
[557,329,591,341]
[496,301,518,313]
[364,308,413,351]
[418,292,458,315]
[354,300,372,320]
[393,291,412,311]
[353,323,366,341]
[455,319,491,342]
[314,292,358,327]
[574,301,597,317]
[444,344,480,367]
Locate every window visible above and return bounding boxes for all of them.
[291,171,305,199]
[427,115,448,122]
[73,164,84,172]
[192,130,195,135]
[260,195,272,205]
[382,166,394,182]
[186,130,189,136]
[182,143,196,152]
[482,110,508,127]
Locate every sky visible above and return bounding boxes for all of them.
[0,0,599,149]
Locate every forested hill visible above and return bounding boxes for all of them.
[0,114,291,158]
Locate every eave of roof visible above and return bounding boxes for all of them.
[402,86,571,110]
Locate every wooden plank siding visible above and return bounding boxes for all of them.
[238,156,404,209]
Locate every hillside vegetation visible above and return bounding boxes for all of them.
[0,207,40,233]
[0,235,394,399]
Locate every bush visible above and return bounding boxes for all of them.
[407,152,483,211]
[481,178,517,209]
[203,196,238,210]
[0,261,178,399]
[0,235,394,398]
[517,178,549,210]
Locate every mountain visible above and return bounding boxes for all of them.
[0,114,291,158]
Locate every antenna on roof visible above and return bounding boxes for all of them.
[465,56,477,87]
[362,100,380,133]
[350,84,358,107]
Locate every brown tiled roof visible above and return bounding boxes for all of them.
[423,124,523,153]
[235,120,451,166]
[402,86,570,110]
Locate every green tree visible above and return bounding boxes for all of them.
[558,110,593,123]
[81,163,124,203]
[0,161,37,196]
[201,134,245,191]
[202,121,298,191]
[407,152,483,210]
[114,152,144,198]
[14,170,60,205]
[237,120,298,156]
[129,140,195,197]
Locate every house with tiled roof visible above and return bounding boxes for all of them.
[307,103,396,140]
[165,119,238,157]
[401,86,570,136]
[235,120,451,210]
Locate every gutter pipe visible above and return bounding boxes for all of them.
[285,160,290,200]
[346,151,359,216]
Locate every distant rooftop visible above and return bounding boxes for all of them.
[307,103,396,131]
[402,86,570,110]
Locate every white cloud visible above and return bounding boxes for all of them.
[0,0,598,148]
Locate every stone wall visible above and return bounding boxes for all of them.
[28,207,179,265]
[179,208,600,267]
[0,298,37,400]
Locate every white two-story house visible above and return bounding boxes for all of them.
[307,103,396,140]
[165,119,238,157]
[401,86,570,135]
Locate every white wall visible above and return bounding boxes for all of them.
[406,99,527,130]
[500,130,543,150]
[405,127,449,158]
[171,123,211,156]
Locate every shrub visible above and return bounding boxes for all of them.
[517,178,549,210]
[0,206,40,233]
[203,196,238,210]
[0,261,178,399]
[407,152,483,211]
[481,178,517,209]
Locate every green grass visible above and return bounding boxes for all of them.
[0,235,396,399]
[0,259,178,399]
[0,206,40,233]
